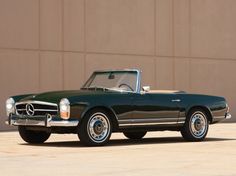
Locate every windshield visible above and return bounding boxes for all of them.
[82,71,138,92]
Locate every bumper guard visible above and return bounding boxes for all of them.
[225,113,232,119]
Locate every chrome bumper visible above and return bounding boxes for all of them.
[5,114,79,127]
[225,113,232,119]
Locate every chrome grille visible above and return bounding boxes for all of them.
[15,101,58,116]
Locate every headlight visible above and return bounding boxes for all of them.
[6,98,15,116]
[60,98,70,119]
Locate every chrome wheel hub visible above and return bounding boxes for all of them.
[87,113,110,143]
[190,112,207,138]
[94,121,103,134]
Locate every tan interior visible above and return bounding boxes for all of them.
[147,90,182,94]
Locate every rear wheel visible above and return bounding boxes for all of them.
[78,109,112,146]
[18,126,51,144]
[181,109,209,141]
[123,131,147,140]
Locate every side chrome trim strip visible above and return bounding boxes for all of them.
[119,121,185,127]
[118,117,186,127]
[118,117,185,123]
[214,116,225,119]
[214,114,232,120]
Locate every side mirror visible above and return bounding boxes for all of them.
[142,86,150,92]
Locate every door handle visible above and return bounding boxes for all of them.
[172,99,181,102]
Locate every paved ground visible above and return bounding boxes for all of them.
[0,124,236,176]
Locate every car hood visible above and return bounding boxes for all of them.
[19,90,107,104]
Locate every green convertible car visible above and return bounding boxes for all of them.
[6,69,231,146]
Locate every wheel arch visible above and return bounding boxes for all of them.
[80,106,119,131]
[186,105,213,123]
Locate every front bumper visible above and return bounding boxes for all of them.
[225,113,232,119]
[5,114,79,127]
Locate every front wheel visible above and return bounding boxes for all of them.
[181,109,209,141]
[78,109,112,146]
[18,126,51,144]
[123,131,147,140]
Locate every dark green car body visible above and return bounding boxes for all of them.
[6,69,231,145]
[8,83,229,129]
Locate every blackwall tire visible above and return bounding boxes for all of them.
[18,126,51,144]
[78,109,112,146]
[123,131,147,140]
[181,108,209,142]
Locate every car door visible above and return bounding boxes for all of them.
[129,92,181,126]
[109,92,136,122]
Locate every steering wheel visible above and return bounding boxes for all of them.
[118,83,134,91]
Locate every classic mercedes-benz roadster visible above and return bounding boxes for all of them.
[6,69,231,146]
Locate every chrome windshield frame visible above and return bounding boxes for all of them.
[82,69,141,93]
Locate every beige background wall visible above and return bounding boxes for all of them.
[0,0,235,130]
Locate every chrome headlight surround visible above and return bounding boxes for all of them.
[226,103,230,113]
[6,98,15,117]
[59,98,70,119]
